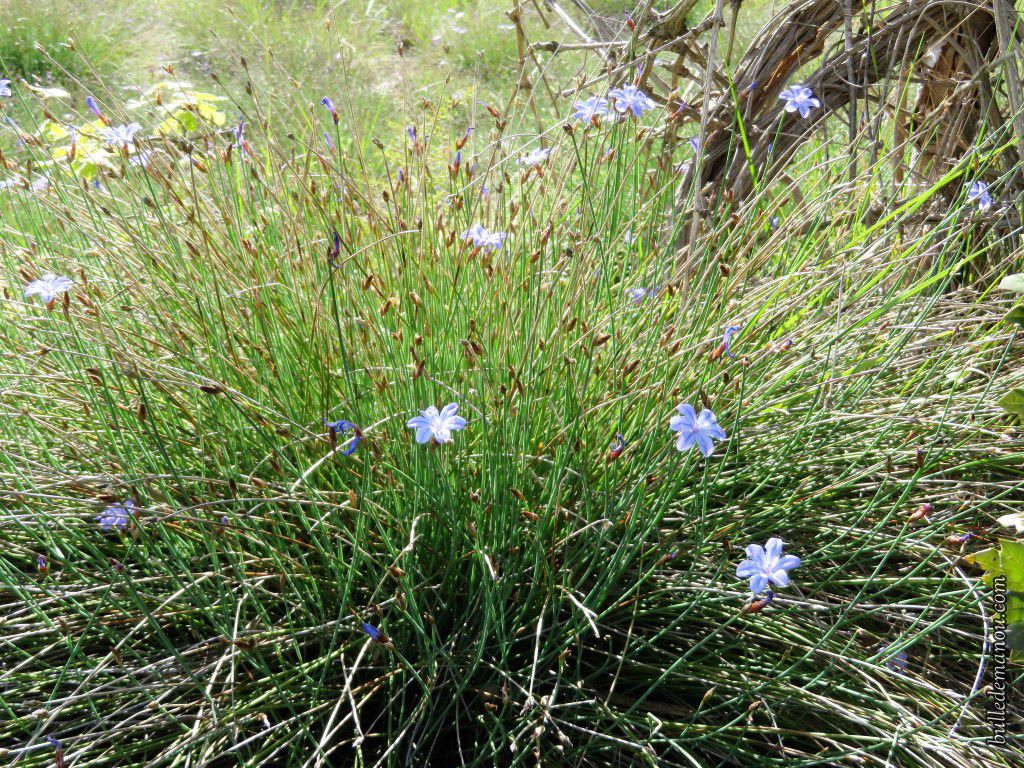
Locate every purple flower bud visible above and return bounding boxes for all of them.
[85,96,102,118]
[324,418,362,455]
[722,325,742,357]
[323,131,334,150]
[320,97,338,125]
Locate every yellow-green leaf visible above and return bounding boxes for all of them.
[998,389,1024,415]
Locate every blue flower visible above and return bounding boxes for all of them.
[779,85,820,118]
[460,224,508,252]
[103,123,142,147]
[736,537,801,595]
[407,403,467,444]
[323,131,335,150]
[85,95,103,118]
[879,643,909,673]
[234,118,249,152]
[626,286,657,305]
[721,325,741,357]
[571,96,609,122]
[97,500,135,531]
[608,85,655,118]
[967,180,992,211]
[461,223,487,244]
[324,418,362,455]
[669,403,726,457]
[24,273,73,305]
[518,147,551,168]
[320,97,338,124]
[406,125,417,141]
[129,150,153,168]
[0,78,11,98]
[361,621,382,641]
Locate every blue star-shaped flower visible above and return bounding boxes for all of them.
[966,181,992,211]
[670,403,727,457]
[571,96,609,122]
[608,85,655,118]
[779,85,820,119]
[736,537,801,595]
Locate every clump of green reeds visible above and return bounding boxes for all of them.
[0,9,1022,767]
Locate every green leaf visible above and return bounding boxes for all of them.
[1000,274,1024,293]
[966,546,1002,586]
[998,389,1024,415]
[1006,306,1024,327]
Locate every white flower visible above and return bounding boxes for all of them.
[406,403,468,444]
[24,273,73,304]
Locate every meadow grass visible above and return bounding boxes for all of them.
[1,1,1023,766]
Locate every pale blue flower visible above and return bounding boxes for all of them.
[572,96,609,122]
[85,96,102,118]
[24,273,73,304]
[736,537,801,595]
[670,403,726,457]
[779,85,820,118]
[626,286,657,305]
[461,223,488,245]
[103,123,142,146]
[518,147,550,167]
[967,181,992,211]
[461,224,508,252]
[879,643,909,673]
[480,231,508,251]
[407,403,467,444]
[98,500,135,531]
[0,79,11,98]
[608,84,655,117]
[129,150,153,168]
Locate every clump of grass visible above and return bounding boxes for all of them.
[0,0,164,84]
[0,10,1022,768]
